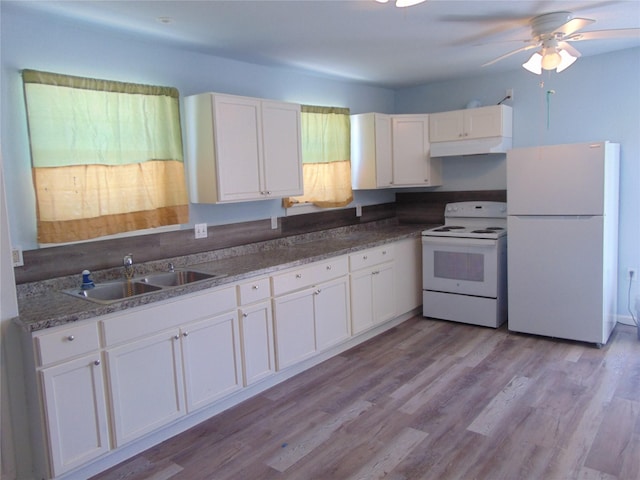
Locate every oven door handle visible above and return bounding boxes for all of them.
[421,236,498,248]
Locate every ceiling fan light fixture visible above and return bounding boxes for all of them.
[395,0,427,6]
[523,52,543,74]
[556,49,578,72]
[541,50,562,70]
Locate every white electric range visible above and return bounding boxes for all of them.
[421,201,508,328]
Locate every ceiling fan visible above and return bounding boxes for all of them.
[482,11,640,74]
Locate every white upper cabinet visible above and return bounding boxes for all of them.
[351,113,441,189]
[429,105,513,156]
[351,113,393,188]
[184,93,303,203]
[391,114,441,187]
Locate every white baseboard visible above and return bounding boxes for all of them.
[617,314,638,327]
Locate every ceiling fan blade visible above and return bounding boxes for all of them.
[482,43,539,67]
[565,28,640,41]
[559,41,582,58]
[553,17,595,36]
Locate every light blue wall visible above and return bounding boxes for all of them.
[396,47,640,313]
[0,4,396,251]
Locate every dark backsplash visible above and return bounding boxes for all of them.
[15,190,505,284]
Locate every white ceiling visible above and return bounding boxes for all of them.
[8,0,640,88]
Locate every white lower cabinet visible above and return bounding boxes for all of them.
[106,329,186,447]
[350,246,396,334]
[26,236,423,479]
[40,353,109,476]
[272,287,317,369]
[271,257,350,370]
[238,277,276,385]
[393,237,422,314]
[181,312,243,411]
[102,287,239,447]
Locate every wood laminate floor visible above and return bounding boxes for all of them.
[91,318,640,480]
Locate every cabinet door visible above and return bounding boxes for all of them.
[464,107,504,139]
[239,301,276,385]
[429,111,463,142]
[350,268,375,335]
[40,354,109,476]
[372,262,396,325]
[374,114,393,187]
[391,115,434,186]
[106,330,185,447]
[314,277,351,351]
[181,312,242,412]
[213,95,263,201]
[394,238,422,314]
[261,100,303,197]
[272,289,316,370]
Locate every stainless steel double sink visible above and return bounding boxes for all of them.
[63,270,222,305]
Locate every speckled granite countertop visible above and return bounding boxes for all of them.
[15,223,432,333]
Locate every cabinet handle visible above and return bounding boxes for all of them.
[363,255,368,260]
[67,335,75,342]
[174,334,180,340]
[314,289,321,295]
[183,331,189,337]
[373,270,380,275]
[243,313,249,318]
[296,274,302,279]
[252,284,259,289]
[94,360,101,366]
[382,251,387,255]
[326,265,332,270]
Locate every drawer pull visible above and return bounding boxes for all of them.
[252,285,259,290]
[363,255,368,260]
[243,313,249,318]
[382,250,387,255]
[173,334,180,340]
[67,335,75,342]
[183,331,189,337]
[314,289,321,295]
[296,274,302,279]
[326,265,332,270]
[94,360,101,366]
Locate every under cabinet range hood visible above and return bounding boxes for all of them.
[430,136,512,157]
[429,104,513,157]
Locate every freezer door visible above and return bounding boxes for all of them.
[507,215,612,344]
[507,142,609,216]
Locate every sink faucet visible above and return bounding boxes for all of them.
[124,254,134,280]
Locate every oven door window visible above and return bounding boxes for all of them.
[434,251,484,282]
[422,237,499,298]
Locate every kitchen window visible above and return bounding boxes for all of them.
[22,69,189,244]
[283,105,353,209]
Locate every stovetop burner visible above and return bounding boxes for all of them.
[421,201,508,240]
[432,226,465,232]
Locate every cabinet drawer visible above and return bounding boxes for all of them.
[349,245,394,271]
[35,321,100,367]
[237,277,270,305]
[102,286,236,346]
[271,257,348,296]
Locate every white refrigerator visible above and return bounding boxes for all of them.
[507,141,620,345]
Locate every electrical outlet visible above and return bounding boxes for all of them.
[506,88,514,101]
[12,248,24,267]
[356,204,362,217]
[271,216,278,229]
[194,223,208,239]
[628,267,637,280]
